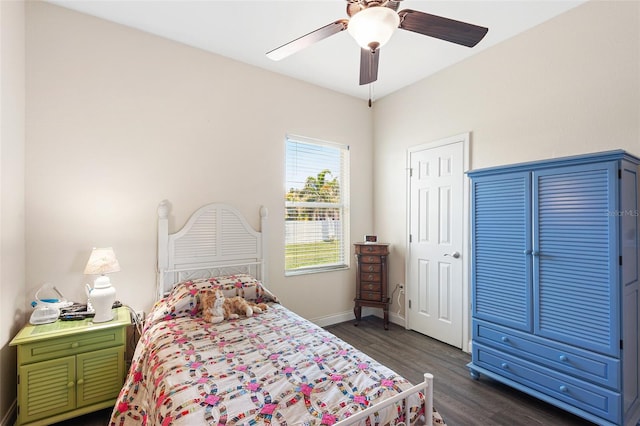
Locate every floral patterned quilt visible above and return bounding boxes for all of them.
[109,276,429,425]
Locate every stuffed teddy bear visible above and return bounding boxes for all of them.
[202,289,268,323]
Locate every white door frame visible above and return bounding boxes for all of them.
[405,132,471,353]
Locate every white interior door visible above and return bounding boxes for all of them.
[407,134,468,349]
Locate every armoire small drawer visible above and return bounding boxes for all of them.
[361,264,381,273]
[473,344,620,424]
[360,291,382,301]
[361,273,381,283]
[18,328,125,364]
[474,321,619,389]
[357,245,388,255]
[361,283,381,292]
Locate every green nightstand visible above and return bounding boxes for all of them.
[10,307,130,426]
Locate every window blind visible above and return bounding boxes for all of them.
[285,135,350,275]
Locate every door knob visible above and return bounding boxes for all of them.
[444,251,460,259]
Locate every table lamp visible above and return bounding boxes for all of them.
[84,247,120,323]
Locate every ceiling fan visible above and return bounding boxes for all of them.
[266,0,488,86]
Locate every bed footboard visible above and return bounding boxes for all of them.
[334,373,434,426]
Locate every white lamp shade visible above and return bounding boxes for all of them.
[347,6,400,50]
[84,247,121,275]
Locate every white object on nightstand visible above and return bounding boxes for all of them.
[29,283,72,324]
[29,306,60,325]
[84,247,120,323]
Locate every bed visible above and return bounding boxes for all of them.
[109,201,444,426]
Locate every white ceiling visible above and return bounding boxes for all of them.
[48,0,586,100]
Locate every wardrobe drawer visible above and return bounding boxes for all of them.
[474,321,619,389]
[18,328,125,364]
[474,344,620,424]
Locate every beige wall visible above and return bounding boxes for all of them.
[25,2,373,321]
[373,0,640,317]
[0,0,26,423]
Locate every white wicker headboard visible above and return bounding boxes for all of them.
[157,200,268,299]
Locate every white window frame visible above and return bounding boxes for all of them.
[285,134,350,276]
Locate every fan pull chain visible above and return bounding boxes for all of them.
[368,83,374,108]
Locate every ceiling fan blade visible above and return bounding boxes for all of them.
[360,48,379,85]
[398,9,488,47]
[266,19,348,61]
[386,1,402,12]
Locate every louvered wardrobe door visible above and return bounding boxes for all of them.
[533,161,619,356]
[471,171,533,332]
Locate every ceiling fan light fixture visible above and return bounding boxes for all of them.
[347,6,400,50]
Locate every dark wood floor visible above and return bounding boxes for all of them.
[53,315,594,426]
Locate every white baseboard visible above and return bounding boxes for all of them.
[312,308,406,328]
[1,399,16,426]
[312,310,355,327]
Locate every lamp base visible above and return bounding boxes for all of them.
[90,275,116,323]
[92,308,114,323]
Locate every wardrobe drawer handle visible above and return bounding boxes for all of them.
[500,363,508,369]
[559,355,568,362]
[560,385,568,393]
[71,342,79,348]
[367,266,374,272]
[501,336,509,343]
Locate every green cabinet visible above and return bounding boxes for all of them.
[10,307,130,425]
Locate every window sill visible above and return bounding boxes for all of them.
[285,264,349,277]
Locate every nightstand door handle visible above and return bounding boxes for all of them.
[77,378,84,385]
[71,342,79,348]
[67,381,74,388]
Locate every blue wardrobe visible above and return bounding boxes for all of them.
[467,150,640,426]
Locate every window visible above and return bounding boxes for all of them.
[285,135,350,275]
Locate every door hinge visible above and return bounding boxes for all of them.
[618,169,622,179]
[620,256,623,266]
[409,234,412,243]
[408,300,412,309]
[621,340,624,350]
